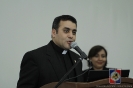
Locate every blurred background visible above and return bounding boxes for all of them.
[0,0,133,87]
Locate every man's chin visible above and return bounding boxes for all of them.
[64,46,71,50]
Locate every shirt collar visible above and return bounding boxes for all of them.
[51,40,68,54]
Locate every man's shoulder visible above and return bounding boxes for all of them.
[28,45,47,53]
[25,42,52,56]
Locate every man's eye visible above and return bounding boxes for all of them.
[73,31,76,35]
[64,30,69,33]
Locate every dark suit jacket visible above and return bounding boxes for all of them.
[17,41,83,88]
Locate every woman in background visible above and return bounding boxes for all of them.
[88,45,109,70]
[83,45,110,82]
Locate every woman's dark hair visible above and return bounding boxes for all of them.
[52,15,77,33]
[88,45,108,67]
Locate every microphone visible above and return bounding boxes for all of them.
[70,42,87,60]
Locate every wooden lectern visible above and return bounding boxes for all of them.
[40,77,133,88]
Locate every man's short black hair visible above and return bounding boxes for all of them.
[52,15,77,32]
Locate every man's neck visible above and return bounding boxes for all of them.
[51,40,67,54]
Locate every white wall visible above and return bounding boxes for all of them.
[0,0,133,88]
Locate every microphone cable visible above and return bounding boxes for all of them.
[63,68,90,82]
[64,59,92,82]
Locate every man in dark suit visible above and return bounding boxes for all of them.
[17,15,83,88]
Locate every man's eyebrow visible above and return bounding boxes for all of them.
[64,27,70,30]
[72,29,77,32]
[63,27,77,32]
[64,27,77,31]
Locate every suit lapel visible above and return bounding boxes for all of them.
[69,51,82,80]
[45,41,66,80]
[45,41,83,82]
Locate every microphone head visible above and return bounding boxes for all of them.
[70,42,78,48]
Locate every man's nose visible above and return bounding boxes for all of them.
[68,32,73,38]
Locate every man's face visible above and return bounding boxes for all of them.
[52,20,77,50]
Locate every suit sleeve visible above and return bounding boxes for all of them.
[17,52,39,88]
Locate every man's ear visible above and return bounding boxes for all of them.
[51,29,56,38]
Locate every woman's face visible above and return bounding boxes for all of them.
[90,49,107,70]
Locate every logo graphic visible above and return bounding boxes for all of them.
[109,69,121,84]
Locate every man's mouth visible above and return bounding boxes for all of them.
[67,41,73,44]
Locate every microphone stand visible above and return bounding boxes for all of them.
[54,58,83,88]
